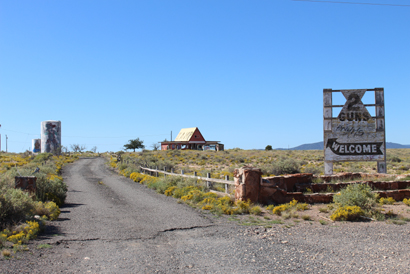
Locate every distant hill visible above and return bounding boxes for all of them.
[274,142,410,150]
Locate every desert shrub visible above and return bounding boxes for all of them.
[319,207,328,213]
[164,186,177,196]
[190,189,206,203]
[140,175,159,187]
[333,184,378,210]
[234,199,251,214]
[32,153,53,163]
[390,156,402,163]
[303,165,322,175]
[271,199,308,216]
[250,206,262,215]
[379,197,395,205]
[330,205,364,221]
[202,204,213,210]
[4,220,42,245]
[403,198,410,206]
[33,201,60,221]
[117,163,128,171]
[296,202,309,211]
[130,172,145,183]
[266,204,275,211]
[120,167,137,177]
[0,188,35,230]
[272,204,290,216]
[36,175,67,206]
[0,232,7,248]
[172,186,197,199]
[270,159,301,175]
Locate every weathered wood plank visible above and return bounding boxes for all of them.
[139,167,235,185]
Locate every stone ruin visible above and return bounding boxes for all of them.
[234,166,410,205]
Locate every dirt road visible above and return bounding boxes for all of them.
[2,157,410,273]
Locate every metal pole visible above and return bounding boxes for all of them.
[6,135,8,152]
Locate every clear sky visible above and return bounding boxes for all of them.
[1,0,409,152]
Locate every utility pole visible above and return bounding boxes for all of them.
[171,131,172,141]
[6,135,8,152]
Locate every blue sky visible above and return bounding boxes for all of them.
[1,0,409,152]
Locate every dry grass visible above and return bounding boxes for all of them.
[114,148,410,179]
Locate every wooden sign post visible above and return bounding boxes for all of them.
[323,88,386,175]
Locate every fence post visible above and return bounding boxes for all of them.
[181,170,184,175]
[171,168,174,174]
[207,173,212,189]
[225,175,229,193]
[194,171,197,176]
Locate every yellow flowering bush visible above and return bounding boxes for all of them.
[271,199,309,215]
[33,201,60,220]
[181,194,193,201]
[272,204,289,216]
[5,220,41,245]
[403,198,410,206]
[330,206,364,221]
[202,204,213,210]
[235,199,251,213]
[249,206,262,215]
[45,201,61,220]
[296,202,309,211]
[200,197,217,205]
[164,186,177,196]
[140,175,158,185]
[130,172,145,182]
[379,197,395,205]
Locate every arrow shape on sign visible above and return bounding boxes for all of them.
[326,138,383,156]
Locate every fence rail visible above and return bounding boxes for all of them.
[139,166,235,195]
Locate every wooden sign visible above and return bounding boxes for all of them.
[323,88,386,174]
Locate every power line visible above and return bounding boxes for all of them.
[292,0,410,7]
[0,128,168,139]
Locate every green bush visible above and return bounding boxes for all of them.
[333,184,378,210]
[117,163,128,171]
[32,153,53,163]
[33,201,61,221]
[270,159,301,175]
[36,175,67,207]
[0,188,35,230]
[303,166,322,175]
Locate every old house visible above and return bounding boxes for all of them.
[160,127,224,151]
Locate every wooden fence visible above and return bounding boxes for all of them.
[139,166,235,196]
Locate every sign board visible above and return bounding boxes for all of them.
[323,88,386,174]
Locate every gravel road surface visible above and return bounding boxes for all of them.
[1,157,410,273]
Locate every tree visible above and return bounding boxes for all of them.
[91,146,97,153]
[265,145,273,151]
[124,138,145,152]
[151,143,160,151]
[71,144,87,152]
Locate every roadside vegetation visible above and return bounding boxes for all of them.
[0,152,78,257]
[110,148,410,179]
[108,148,410,226]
